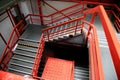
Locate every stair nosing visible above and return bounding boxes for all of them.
[12,57,34,64]
[14,51,36,58]
[8,68,31,75]
[16,47,37,53]
[10,62,33,69]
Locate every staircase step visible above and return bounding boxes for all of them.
[12,54,34,64]
[74,71,89,76]
[74,66,89,80]
[8,65,32,75]
[75,66,89,71]
[16,45,38,53]
[19,38,39,43]
[10,58,33,68]
[14,49,36,58]
[74,77,89,80]
[18,40,39,48]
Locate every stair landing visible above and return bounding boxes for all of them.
[42,57,74,80]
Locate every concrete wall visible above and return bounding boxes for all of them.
[0,12,13,58]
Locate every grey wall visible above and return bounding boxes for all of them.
[0,12,13,58]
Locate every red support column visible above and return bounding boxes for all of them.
[0,33,8,46]
[38,0,44,25]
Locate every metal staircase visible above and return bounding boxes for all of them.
[43,17,84,42]
[74,66,89,80]
[6,24,44,76]
[7,39,39,76]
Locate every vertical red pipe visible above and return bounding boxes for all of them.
[6,10,19,37]
[75,20,78,35]
[0,33,8,46]
[30,15,33,24]
[38,0,44,25]
[6,10,14,27]
[9,9,16,25]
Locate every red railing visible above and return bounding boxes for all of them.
[0,20,23,70]
[0,14,30,70]
[32,34,45,77]
[42,16,84,41]
[84,5,120,80]
[109,10,120,32]
[0,1,120,79]
[42,16,104,80]
[82,21,104,80]
[41,2,85,26]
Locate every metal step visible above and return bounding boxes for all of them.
[18,39,39,48]
[14,49,36,58]
[16,44,38,53]
[8,65,32,76]
[9,59,33,69]
[12,54,34,64]
[19,38,39,43]
[74,66,89,80]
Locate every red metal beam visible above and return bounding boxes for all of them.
[44,3,81,17]
[84,5,120,79]
[38,0,44,25]
[0,33,8,46]
[43,0,71,20]
[0,70,35,80]
[83,21,104,80]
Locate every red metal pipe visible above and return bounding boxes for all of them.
[9,9,16,25]
[38,0,44,25]
[42,16,84,32]
[84,5,120,79]
[43,0,71,20]
[0,33,8,46]
[6,10,14,27]
[0,16,8,23]
[44,3,81,17]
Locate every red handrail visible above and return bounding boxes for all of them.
[32,34,45,77]
[0,14,29,70]
[84,5,120,79]
[83,21,104,80]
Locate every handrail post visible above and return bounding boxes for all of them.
[38,0,44,25]
[75,20,78,35]
[30,15,33,24]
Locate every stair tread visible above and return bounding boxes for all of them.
[14,49,36,58]
[16,45,38,53]
[9,58,33,68]
[18,40,39,48]
[12,55,34,64]
[8,65,32,75]
[8,67,31,76]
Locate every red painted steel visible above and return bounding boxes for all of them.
[0,1,120,79]
[0,33,8,46]
[0,15,29,70]
[0,70,35,80]
[107,10,120,32]
[42,57,74,80]
[42,16,84,41]
[84,5,120,79]
[38,0,44,25]
[43,0,71,20]
[83,21,104,80]
[32,34,45,77]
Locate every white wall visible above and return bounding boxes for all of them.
[0,13,13,58]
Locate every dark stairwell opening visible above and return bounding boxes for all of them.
[38,41,89,80]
